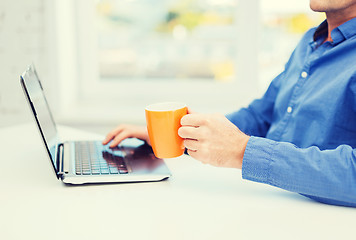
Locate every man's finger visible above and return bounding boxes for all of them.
[102,132,115,145]
[180,113,206,127]
[183,139,199,151]
[187,149,198,159]
[187,149,207,165]
[109,131,130,148]
[102,126,125,144]
[178,126,201,140]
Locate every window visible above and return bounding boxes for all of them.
[95,0,238,82]
[54,0,259,123]
[55,0,323,123]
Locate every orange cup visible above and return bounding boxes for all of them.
[145,102,187,158]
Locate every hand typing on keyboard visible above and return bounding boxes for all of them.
[102,124,150,148]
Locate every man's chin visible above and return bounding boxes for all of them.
[309,1,331,13]
[309,4,325,12]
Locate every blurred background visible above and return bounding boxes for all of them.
[0,0,323,135]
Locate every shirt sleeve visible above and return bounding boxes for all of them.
[242,136,356,207]
[226,71,284,137]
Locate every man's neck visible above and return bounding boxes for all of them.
[325,6,356,42]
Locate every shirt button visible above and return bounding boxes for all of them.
[301,71,308,78]
[287,106,293,113]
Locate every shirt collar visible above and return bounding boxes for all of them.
[313,20,328,42]
[313,17,356,45]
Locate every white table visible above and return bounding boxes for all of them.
[1,123,355,240]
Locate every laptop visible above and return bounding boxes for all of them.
[20,65,171,184]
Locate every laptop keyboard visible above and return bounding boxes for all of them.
[75,141,129,175]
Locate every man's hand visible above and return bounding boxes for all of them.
[102,124,150,148]
[178,113,250,169]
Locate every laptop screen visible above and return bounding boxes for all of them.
[21,65,59,173]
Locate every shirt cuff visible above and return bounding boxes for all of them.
[241,136,277,184]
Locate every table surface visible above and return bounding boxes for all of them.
[1,123,355,240]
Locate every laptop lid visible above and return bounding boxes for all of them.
[20,65,60,178]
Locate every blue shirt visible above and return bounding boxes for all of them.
[227,18,356,207]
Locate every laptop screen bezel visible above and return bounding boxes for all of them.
[20,65,60,179]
